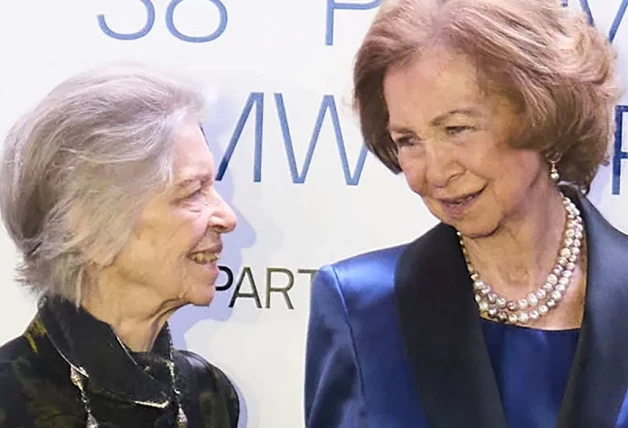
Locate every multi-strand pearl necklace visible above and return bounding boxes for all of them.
[459,194,583,325]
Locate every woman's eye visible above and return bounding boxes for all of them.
[395,136,418,147]
[187,188,205,200]
[445,126,473,135]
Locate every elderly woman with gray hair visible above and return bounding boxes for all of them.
[0,64,239,427]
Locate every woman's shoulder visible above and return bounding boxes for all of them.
[329,243,409,271]
[173,349,239,426]
[318,223,451,284]
[309,243,414,310]
[314,244,408,296]
[0,336,27,392]
[0,334,40,386]
[174,349,238,393]
[0,335,44,424]
[0,334,31,362]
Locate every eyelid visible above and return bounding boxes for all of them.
[182,185,205,200]
[192,177,218,195]
[393,134,421,146]
[445,125,472,129]
[395,137,411,147]
[445,125,474,134]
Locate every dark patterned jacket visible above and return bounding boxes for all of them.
[0,296,239,428]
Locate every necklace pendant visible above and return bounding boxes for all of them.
[86,413,99,428]
[177,406,188,428]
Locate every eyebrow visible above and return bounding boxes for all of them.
[430,108,482,126]
[388,108,483,134]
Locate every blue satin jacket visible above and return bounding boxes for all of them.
[305,190,628,428]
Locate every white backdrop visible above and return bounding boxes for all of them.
[0,1,626,427]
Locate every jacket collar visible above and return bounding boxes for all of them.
[34,295,175,407]
[557,189,628,427]
[395,223,508,428]
[394,187,628,428]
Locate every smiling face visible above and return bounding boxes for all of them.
[384,48,551,238]
[100,122,237,307]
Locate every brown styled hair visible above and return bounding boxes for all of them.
[354,0,621,192]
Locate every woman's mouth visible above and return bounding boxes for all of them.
[187,250,220,265]
[439,189,483,218]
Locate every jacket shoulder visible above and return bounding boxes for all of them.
[327,223,450,275]
[0,337,28,397]
[328,243,409,276]
[311,243,410,309]
[0,335,35,362]
[0,336,38,424]
[315,225,453,300]
[174,350,239,427]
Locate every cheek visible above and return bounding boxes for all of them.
[398,153,426,192]
[140,213,204,257]
[454,140,497,177]
[185,209,211,241]
[497,152,543,187]
[131,224,162,254]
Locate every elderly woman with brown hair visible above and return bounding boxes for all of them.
[0,64,239,427]
[305,0,628,427]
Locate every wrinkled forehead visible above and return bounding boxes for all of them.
[170,123,215,182]
[383,49,489,121]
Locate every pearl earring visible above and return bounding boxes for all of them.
[547,153,562,183]
[550,161,560,182]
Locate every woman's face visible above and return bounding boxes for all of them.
[102,122,236,308]
[383,48,550,238]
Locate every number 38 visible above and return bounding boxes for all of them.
[97,0,228,43]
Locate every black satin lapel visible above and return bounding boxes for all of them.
[395,224,508,428]
[558,193,628,428]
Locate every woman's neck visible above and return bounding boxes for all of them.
[81,277,179,352]
[461,186,567,297]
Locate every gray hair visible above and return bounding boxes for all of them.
[0,63,206,303]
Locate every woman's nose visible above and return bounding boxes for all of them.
[210,194,237,233]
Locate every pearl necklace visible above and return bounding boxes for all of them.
[458,194,583,325]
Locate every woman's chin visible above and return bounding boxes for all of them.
[186,285,216,307]
[448,218,499,239]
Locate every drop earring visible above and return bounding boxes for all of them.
[550,161,560,182]
[547,153,562,183]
